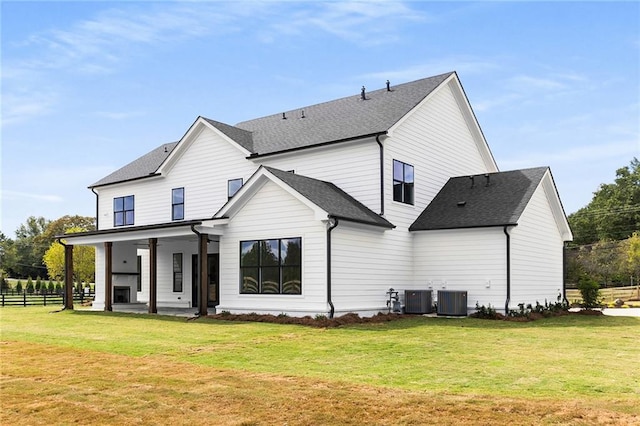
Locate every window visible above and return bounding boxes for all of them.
[136,255,142,292]
[173,253,183,292]
[240,237,301,295]
[228,178,243,199]
[114,195,134,226]
[172,187,184,221]
[393,160,414,205]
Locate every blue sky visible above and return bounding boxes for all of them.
[1,1,638,237]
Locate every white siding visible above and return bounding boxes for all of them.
[217,180,328,316]
[386,82,492,230]
[331,224,407,315]
[413,228,507,312]
[95,127,256,229]
[256,139,381,214]
[510,182,565,307]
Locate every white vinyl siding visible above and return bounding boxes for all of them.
[413,228,507,312]
[95,127,256,229]
[510,181,565,307]
[330,224,406,315]
[217,180,327,316]
[254,138,381,215]
[386,82,494,229]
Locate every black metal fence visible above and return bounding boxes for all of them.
[0,289,95,307]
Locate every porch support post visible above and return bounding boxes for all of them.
[64,244,74,310]
[104,242,113,311]
[149,238,158,314]
[198,233,208,317]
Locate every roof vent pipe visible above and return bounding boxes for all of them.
[470,175,475,188]
[386,80,391,91]
[300,110,305,119]
[164,146,168,153]
[282,112,287,120]
[485,174,490,186]
[361,86,366,100]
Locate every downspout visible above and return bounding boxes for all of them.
[562,242,568,305]
[375,134,385,216]
[503,226,512,314]
[91,188,99,229]
[327,217,339,318]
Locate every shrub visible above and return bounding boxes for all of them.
[26,277,34,294]
[35,276,42,292]
[55,282,62,293]
[48,281,55,293]
[577,275,601,309]
[16,280,23,293]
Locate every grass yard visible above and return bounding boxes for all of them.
[1,307,639,425]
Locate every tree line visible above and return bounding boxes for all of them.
[566,158,640,287]
[0,215,96,286]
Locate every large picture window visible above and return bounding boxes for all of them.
[393,160,414,205]
[172,187,184,221]
[114,195,135,226]
[173,253,183,292]
[240,238,301,295]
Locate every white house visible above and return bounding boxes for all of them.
[61,72,572,317]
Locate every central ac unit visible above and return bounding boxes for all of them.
[404,290,433,314]
[437,290,468,316]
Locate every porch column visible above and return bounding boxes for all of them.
[149,238,158,314]
[64,244,74,310]
[104,242,113,311]
[198,233,208,317]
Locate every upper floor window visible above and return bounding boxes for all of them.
[114,195,134,226]
[240,237,302,295]
[228,178,243,200]
[172,187,184,221]
[393,160,414,205]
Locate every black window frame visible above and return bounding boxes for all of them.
[172,187,185,221]
[173,253,183,292]
[114,195,135,226]
[239,237,302,295]
[228,178,243,200]
[393,159,414,205]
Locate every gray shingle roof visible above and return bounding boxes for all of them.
[91,72,453,187]
[236,73,453,155]
[90,142,178,187]
[409,167,549,231]
[265,167,394,228]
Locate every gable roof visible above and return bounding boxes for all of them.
[90,73,455,187]
[409,167,549,231]
[235,72,453,156]
[90,142,178,188]
[216,166,394,229]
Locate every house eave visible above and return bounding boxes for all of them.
[409,223,518,232]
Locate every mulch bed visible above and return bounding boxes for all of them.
[205,308,604,327]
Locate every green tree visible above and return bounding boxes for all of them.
[43,227,95,284]
[0,232,18,277]
[13,216,50,279]
[26,277,34,294]
[568,158,640,245]
[16,280,23,293]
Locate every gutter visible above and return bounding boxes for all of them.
[503,226,512,314]
[375,133,385,216]
[91,188,99,229]
[327,217,339,318]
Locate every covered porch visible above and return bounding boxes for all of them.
[59,219,227,316]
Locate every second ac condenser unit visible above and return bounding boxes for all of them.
[437,290,468,316]
[404,290,433,314]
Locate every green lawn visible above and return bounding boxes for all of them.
[1,307,639,425]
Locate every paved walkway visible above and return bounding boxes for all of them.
[602,308,640,317]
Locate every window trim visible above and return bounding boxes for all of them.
[114,195,135,226]
[228,178,243,200]
[171,187,185,221]
[392,159,414,205]
[173,253,183,293]
[239,237,302,295]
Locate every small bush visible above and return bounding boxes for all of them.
[48,281,55,293]
[577,275,601,309]
[26,277,34,294]
[16,280,23,293]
